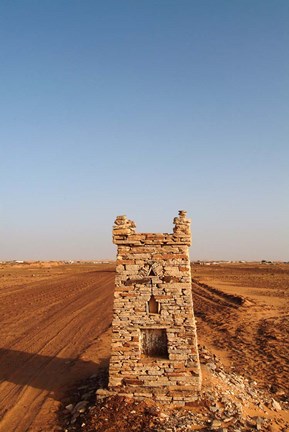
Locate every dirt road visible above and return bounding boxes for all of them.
[0,263,115,432]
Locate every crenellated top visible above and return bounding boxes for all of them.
[173,210,191,236]
[113,211,191,246]
[113,215,136,235]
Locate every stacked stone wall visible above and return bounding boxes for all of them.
[99,211,201,405]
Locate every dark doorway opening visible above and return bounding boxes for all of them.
[141,329,169,359]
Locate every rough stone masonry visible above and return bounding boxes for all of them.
[99,211,201,405]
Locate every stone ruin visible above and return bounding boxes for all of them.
[98,211,201,405]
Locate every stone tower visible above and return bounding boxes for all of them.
[107,211,201,405]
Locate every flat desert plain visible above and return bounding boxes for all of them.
[0,262,288,431]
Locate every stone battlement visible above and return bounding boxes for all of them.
[113,210,191,246]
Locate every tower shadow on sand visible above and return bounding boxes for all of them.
[0,347,109,401]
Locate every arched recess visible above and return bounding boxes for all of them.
[148,294,159,314]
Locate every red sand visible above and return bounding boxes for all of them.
[0,262,288,431]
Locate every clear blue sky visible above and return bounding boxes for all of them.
[1,1,288,261]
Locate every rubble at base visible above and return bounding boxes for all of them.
[58,346,289,432]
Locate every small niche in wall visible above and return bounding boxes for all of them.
[141,328,169,359]
[147,295,159,314]
[148,267,157,276]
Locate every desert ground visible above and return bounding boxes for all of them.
[0,261,288,431]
